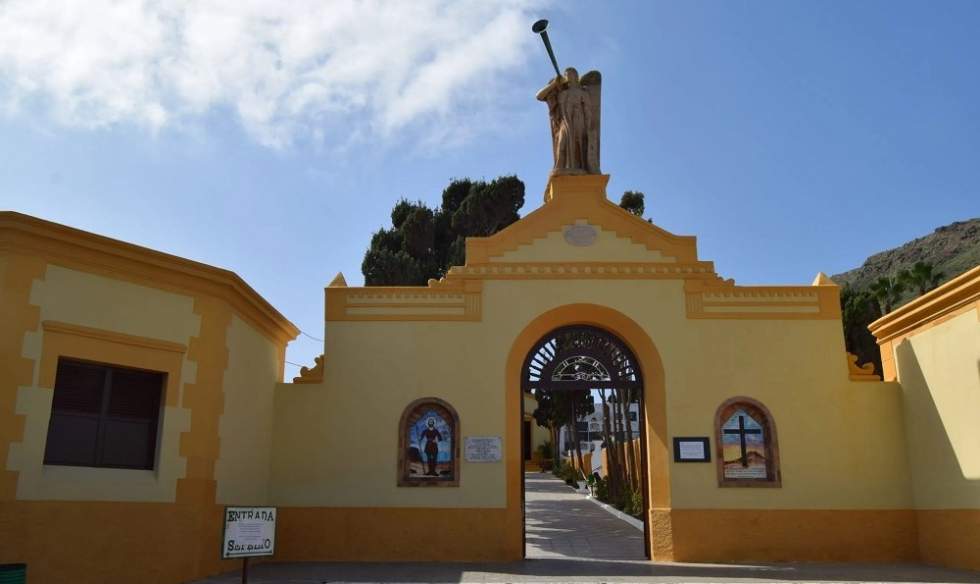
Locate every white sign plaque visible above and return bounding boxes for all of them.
[222,507,277,559]
[678,441,705,460]
[465,436,502,462]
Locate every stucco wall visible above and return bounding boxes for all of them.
[893,308,980,509]
[270,319,508,508]
[870,268,980,571]
[215,314,282,505]
[0,218,296,583]
[11,265,198,502]
[273,276,914,512]
[522,392,550,458]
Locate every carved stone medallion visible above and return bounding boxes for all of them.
[563,224,598,247]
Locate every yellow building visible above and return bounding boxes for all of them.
[1,174,977,582]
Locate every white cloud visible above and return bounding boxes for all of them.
[0,0,545,147]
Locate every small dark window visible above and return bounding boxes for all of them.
[44,358,164,470]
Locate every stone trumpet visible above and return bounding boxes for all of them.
[532,19,561,77]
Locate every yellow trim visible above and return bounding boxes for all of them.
[869,266,979,381]
[684,279,841,320]
[917,509,980,571]
[41,320,187,353]
[505,303,672,560]
[292,354,324,384]
[328,272,348,287]
[870,265,980,345]
[447,261,716,279]
[176,297,231,505]
[275,506,514,561]
[669,508,919,562]
[0,500,240,583]
[39,321,185,409]
[0,211,298,345]
[467,174,699,264]
[0,253,46,500]
[846,352,881,381]
[328,175,841,323]
[326,279,483,322]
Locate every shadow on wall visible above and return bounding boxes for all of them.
[895,340,980,482]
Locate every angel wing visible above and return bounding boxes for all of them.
[580,70,602,173]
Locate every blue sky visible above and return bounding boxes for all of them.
[1,1,977,379]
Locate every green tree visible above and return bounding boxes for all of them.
[840,285,883,376]
[869,275,905,315]
[619,191,645,217]
[899,261,943,297]
[362,176,525,285]
[532,388,594,476]
[364,180,653,286]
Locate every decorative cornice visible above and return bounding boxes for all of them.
[447,261,716,280]
[326,279,483,322]
[292,354,324,384]
[846,352,880,382]
[0,211,299,346]
[42,320,188,353]
[684,279,841,320]
[320,174,847,324]
[869,266,980,345]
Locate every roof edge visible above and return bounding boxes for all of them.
[868,265,980,343]
[0,211,299,344]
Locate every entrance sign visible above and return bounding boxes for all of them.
[465,436,502,462]
[673,437,710,462]
[222,507,277,559]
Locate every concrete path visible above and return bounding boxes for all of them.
[524,471,645,561]
[192,558,980,583]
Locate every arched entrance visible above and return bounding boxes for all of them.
[505,303,672,561]
[521,325,649,560]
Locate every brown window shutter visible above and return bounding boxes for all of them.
[44,358,164,470]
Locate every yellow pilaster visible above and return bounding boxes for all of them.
[0,254,45,500]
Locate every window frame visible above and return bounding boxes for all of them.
[43,357,165,471]
[714,396,781,488]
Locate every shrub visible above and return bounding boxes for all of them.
[537,440,553,460]
[594,477,609,503]
[630,489,644,517]
[551,458,564,477]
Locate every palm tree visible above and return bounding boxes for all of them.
[869,276,905,315]
[899,261,944,297]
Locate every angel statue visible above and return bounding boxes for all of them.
[536,67,601,175]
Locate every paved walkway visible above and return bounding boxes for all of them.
[192,558,980,583]
[524,471,645,560]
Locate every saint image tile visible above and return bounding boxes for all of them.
[406,407,454,480]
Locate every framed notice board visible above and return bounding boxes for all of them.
[673,437,711,463]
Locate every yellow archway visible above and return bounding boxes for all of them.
[505,303,673,560]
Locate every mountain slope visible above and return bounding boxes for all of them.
[832,218,980,298]
[830,217,979,376]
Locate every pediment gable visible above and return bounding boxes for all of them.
[490,220,677,263]
[464,174,700,265]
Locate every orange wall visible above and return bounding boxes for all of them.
[0,501,237,583]
[275,507,521,562]
[670,509,919,563]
